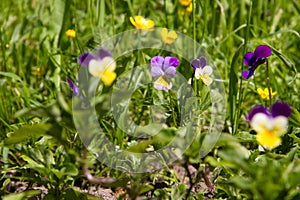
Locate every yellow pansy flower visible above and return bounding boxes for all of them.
[130,16,154,30]
[65,29,76,38]
[257,88,277,100]
[160,28,178,44]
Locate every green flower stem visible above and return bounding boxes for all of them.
[266,59,272,107]
[168,90,177,127]
[192,0,196,57]
[111,0,116,35]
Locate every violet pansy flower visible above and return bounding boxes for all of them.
[191,56,213,86]
[242,45,272,79]
[151,56,179,90]
[78,48,116,86]
[247,101,292,150]
[66,77,80,96]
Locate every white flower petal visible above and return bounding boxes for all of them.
[101,57,116,72]
[89,59,103,77]
[272,116,288,136]
[202,65,213,76]
[250,113,270,133]
[195,68,202,79]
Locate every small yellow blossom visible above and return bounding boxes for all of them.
[160,28,178,44]
[130,16,154,30]
[179,0,192,6]
[186,3,193,13]
[257,88,277,100]
[65,29,76,38]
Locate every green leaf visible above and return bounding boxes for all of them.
[61,163,79,176]
[4,124,53,145]
[0,71,23,82]
[138,184,154,195]
[3,190,41,200]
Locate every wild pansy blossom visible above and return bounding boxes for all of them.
[191,56,213,86]
[130,16,154,30]
[151,56,179,90]
[65,29,76,38]
[78,48,116,86]
[248,101,292,150]
[257,87,277,100]
[66,77,80,96]
[160,28,178,44]
[242,45,272,79]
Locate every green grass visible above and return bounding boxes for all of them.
[1,0,300,199]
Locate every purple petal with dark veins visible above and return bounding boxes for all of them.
[247,105,269,121]
[78,53,96,67]
[163,57,179,69]
[151,56,164,69]
[98,48,112,59]
[271,101,292,118]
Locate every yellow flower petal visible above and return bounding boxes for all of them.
[256,130,281,150]
[101,71,117,86]
[257,87,277,100]
[154,76,172,90]
[130,16,154,30]
[160,28,178,44]
[186,3,193,13]
[65,29,76,38]
[179,0,192,6]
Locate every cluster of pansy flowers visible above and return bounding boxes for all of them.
[243,45,292,150]
[130,15,212,90]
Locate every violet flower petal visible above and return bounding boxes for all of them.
[66,77,80,96]
[191,59,200,69]
[163,56,179,71]
[151,66,164,77]
[247,105,269,121]
[242,69,255,79]
[98,48,112,59]
[78,53,96,67]
[254,45,272,60]
[243,52,255,66]
[151,56,164,68]
[271,101,292,118]
[165,66,176,78]
[199,56,207,68]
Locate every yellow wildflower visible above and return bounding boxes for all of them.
[257,88,277,100]
[65,29,76,38]
[186,3,193,13]
[179,0,192,6]
[130,16,154,30]
[160,28,178,44]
